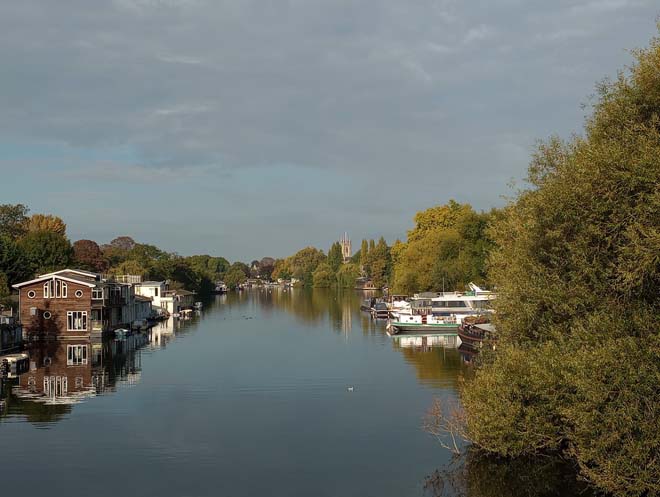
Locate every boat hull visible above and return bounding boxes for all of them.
[388,322,459,334]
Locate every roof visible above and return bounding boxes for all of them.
[134,295,153,302]
[174,289,195,296]
[137,281,165,286]
[40,268,100,280]
[12,274,97,289]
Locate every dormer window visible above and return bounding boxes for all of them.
[43,279,68,298]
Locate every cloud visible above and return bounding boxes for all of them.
[0,0,658,259]
[463,25,497,44]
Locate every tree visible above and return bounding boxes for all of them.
[369,237,392,289]
[0,204,29,240]
[0,235,29,283]
[186,255,230,280]
[392,202,490,294]
[17,231,72,275]
[101,236,137,267]
[407,200,473,242]
[73,239,107,272]
[224,265,248,289]
[312,262,334,288]
[460,32,660,497]
[336,263,360,288]
[26,214,66,235]
[327,242,343,273]
[285,247,326,287]
[0,271,12,309]
[360,239,369,269]
[259,257,276,280]
[108,236,137,251]
[108,259,148,278]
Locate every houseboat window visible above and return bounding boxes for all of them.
[154,287,159,297]
[43,281,50,298]
[67,345,88,365]
[44,376,68,397]
[67,311,88,331]
[27,290,36,299]
[75,290,83,298]
[92,288,103,300]
[43,311,52,320]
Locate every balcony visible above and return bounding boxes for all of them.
[91,320,108,332]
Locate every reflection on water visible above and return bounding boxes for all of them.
[0,289,586,497]
[3,334,147,424]
[424,449,595,497]
[1,314,200,425]
[393,337,464,389]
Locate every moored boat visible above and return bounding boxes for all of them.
[457,320,496,352]
[387,313,459,334]
[371,301,390,319]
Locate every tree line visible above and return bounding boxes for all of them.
[0,207,245,304]
[266,200,495,293]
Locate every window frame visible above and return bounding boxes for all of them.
[67,344,88,365]
[67,311,88,331]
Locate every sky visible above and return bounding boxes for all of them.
[1,0,658,262]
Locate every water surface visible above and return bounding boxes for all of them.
[0,289,586,497]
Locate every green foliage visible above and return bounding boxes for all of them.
[336,263,360,288]
[360,239,369,268]
[327,242,343,272]
[0,204,29,240]
[108,259,148,278]
[224,264,248,289]
[392,203,492,294]
[17,230,73,275]
[258,257,276,280]
[0,271,12,308]
[368,237,392,288]
[564,335,660,497]
[0,235,30,283]
[407,199,474,242]
[275,247,326,287]
[186,255,230,281]
[312,262,334,288]
[26,214,66,235]
[461,31,660,497]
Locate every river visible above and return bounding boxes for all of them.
[0,289,587,497]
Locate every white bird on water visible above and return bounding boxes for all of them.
[347,386,354,392]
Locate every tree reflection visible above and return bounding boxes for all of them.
[424,449,594,497]
[393,340,465,388]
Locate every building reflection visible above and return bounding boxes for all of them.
[148,313,198,350]
[0,333,147,425]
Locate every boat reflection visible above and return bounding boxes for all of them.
[391,335,465,388]
[391,334,460,350]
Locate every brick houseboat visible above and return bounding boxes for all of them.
[12,269,152,340]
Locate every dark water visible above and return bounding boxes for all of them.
[0,289,586,497]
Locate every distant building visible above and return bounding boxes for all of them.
[340,232,352,263]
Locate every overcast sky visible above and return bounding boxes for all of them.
[1,1,657,261]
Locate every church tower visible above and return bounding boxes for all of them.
[340,232,352,263]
